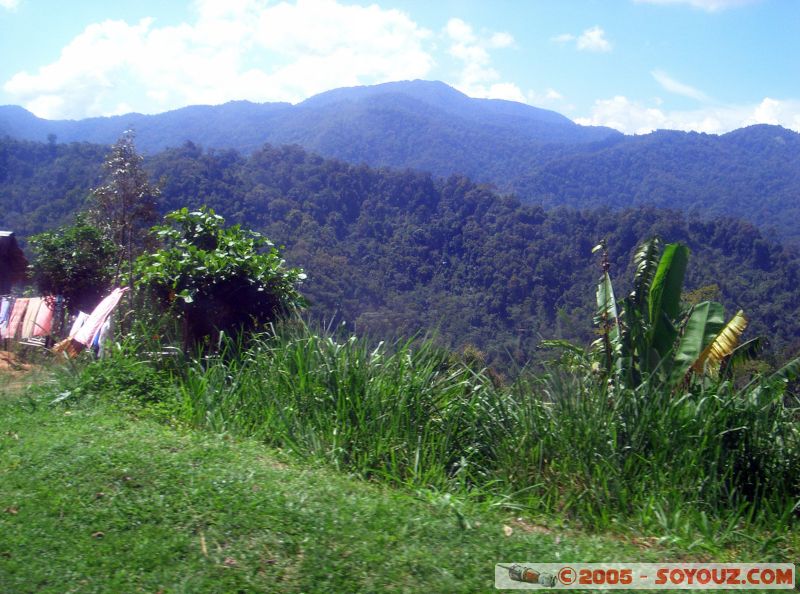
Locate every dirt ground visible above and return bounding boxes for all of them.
[0,350,39,393]
[0,350,32,373]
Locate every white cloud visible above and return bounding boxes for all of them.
[444,17,476,44]
[526,88,572,112]
[0,0,20,10]
[748,97,800,127]
[527,88,564,103]
[577,26,612,52]
[4,0,434,119]
[633,0,760,12]
[576,96,668,134]
[489,31,514,48]
[553,26,612,52]
[551,33,575,44]
[484,82,527,103]
[651,70,710,102]
[545,88,563,100]
[575,95,800,134]
[443,17,524,102]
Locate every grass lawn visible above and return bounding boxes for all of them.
[0,387,703,594]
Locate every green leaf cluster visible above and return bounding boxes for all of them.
[27,214,115,312]
[134,206,306,347]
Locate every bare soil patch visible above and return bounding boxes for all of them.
[0,350,32,373]
[0,350,40,394]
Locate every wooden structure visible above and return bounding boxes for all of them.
[0,231,28,294]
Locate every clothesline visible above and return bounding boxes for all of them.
[0,295,61,341]
[1,288,128,358]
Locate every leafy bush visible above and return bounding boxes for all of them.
[134,207,307,348]
[27,214,115,312]
[92,357,168,403]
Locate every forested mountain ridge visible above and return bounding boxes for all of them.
[521,124,800,242]
[3,80,799,243]
[3,136,800,368]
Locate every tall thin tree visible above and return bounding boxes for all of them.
[90,130,160,287]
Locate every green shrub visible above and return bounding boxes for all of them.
[134,207,306,349]
[28,214,116,312]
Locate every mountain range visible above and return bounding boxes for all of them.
[2,80,799,244]
[0,80,616,161]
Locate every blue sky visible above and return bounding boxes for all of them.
[1,0,798,133]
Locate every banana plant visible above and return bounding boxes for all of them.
[590,239,754,392]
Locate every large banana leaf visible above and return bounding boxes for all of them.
[648,243,689,360]
[630,238,661,309]
[595,271,618,329]
[615,295,640,386]
[669,301,725,386]
[691,309,747,376]
[768,356,800,384]
[749,355,800,400]
[594,270,619,373]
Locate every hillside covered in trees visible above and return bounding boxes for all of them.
[520,124,800,244]
[3,136,800,369]
[3,81,800,243]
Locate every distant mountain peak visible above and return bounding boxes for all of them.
[298,79,466,106]
[297,79,574,127]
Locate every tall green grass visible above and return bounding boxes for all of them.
[176,325,514,490]
[51,321,800,544]
[495,369,800,538]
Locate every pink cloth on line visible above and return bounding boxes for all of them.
[20,297,42,339]
[73,288,129,347]
[4,298,28,339]
[32,297,55,337]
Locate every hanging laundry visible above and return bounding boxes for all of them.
[73,288,129,347]
[5,298,29,340]
[55,288,129,357]
[0,297,13,338]
[92,317,113,358]
[69,311,90,338]
[32,297,56,337]
[0,297,11,324]
[20,297,42,339]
